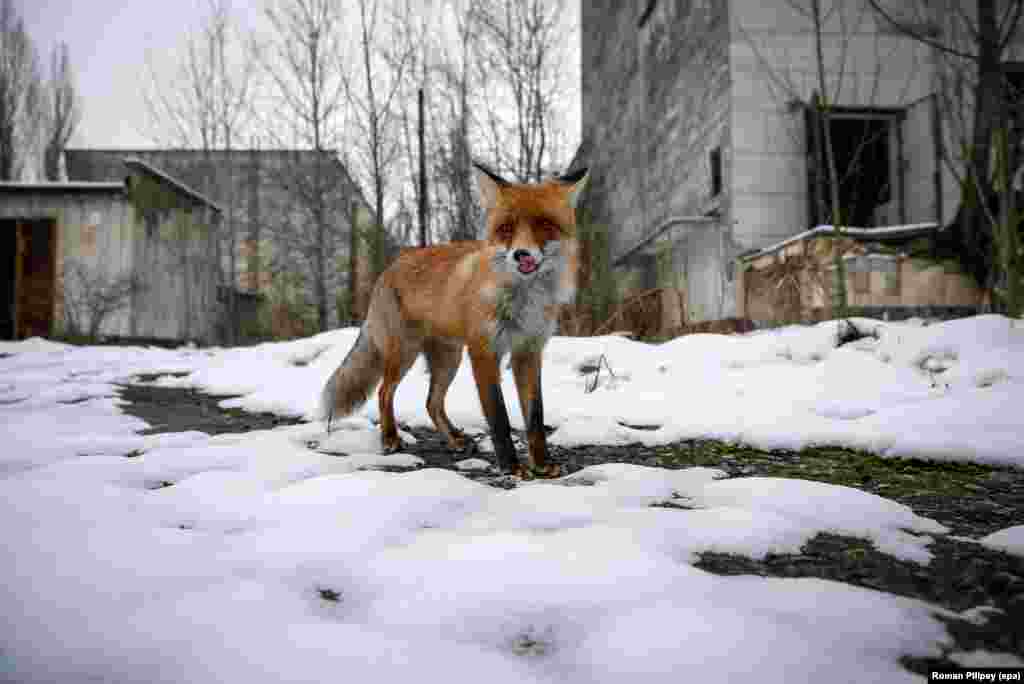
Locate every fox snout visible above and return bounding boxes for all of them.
[512,248,541,274]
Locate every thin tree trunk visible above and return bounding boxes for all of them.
[418,87,428,247]
[811,0,848,317]
[966,0,1003,303]
[349,199,359,320]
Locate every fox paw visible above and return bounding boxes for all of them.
[381,435,404,454]
[511,463,562,480]
[447,429,470,452]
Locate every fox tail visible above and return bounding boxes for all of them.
[318,325,382,432]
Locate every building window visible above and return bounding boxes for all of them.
[709,146,723,198]
[1003,62,1024,177]
[806,106,902,227]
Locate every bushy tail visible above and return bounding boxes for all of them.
[319,325,382,432]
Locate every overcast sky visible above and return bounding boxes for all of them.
[18,0,581,173]
[20,0,258,149]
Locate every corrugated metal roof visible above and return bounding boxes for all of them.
[123,158,223,213]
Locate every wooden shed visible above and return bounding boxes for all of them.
[1,159,222,343]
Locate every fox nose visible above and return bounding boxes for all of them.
[513,249,531,262]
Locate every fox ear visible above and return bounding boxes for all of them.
[561,167,589,209]
[473,162,507,209]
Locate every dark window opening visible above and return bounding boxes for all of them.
[1002,63,1024,191]
[806,107,901,228]
[1003,62,1024,125]
[709,146,723,198]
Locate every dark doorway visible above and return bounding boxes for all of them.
[1,220,15,340]
[0,219,57,340]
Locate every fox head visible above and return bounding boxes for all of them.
[474,162,589,281]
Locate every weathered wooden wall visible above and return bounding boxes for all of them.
[0,185,221,343]
[66,148,372,331]
[128,203,221,343]
[0,189,131,337]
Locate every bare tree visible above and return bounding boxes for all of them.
[384,0,481,244]
[431,0,483,242]
[386,1,431,246]
[386,0,576,243]
[43,43,80,181]
[472,0,574,182]
[0,0,42,180]
[869,0,1024,315]
[334,0,577,258]
[62,259,142,340]
[261,0,350,332]
[344,0,415,287]
[807,0,853,316]
[206,0,257,343]
[143,0,258,343]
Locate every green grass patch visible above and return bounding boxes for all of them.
[653,440,993,498]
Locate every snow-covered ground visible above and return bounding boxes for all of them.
[2,315,1023,682]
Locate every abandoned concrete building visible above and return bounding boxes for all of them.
[579,0,990,326]
[65,148,378,335]
[1,159,221,342]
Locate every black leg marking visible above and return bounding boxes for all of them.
[488,383,517,472]
[528,395,544,434]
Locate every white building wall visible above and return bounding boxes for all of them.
[729,0,936,251]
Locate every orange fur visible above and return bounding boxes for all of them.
[319,167,588,477]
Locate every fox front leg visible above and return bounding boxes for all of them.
[511,347,561,479]
[466,341,518,474]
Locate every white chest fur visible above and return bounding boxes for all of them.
[492,267,560,358]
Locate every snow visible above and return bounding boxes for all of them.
[949,650,1024,668]
[2,315,1023,681]
[455,457,496,472]
[979,524,1024,558]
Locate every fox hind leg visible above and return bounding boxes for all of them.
[378,338,421,454]
[423,338,468,451]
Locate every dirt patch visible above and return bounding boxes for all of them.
[117,380,304,435]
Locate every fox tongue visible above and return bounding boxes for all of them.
[518,255,538,273]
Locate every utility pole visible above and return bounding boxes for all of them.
[418,87,428,247]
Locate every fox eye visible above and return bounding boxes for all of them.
[538,220,559,238]
[497,222,514,238]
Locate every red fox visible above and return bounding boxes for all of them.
[319,162,589,478]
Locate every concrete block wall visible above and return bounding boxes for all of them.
[581,0,731,263]
[729,0,936,251]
